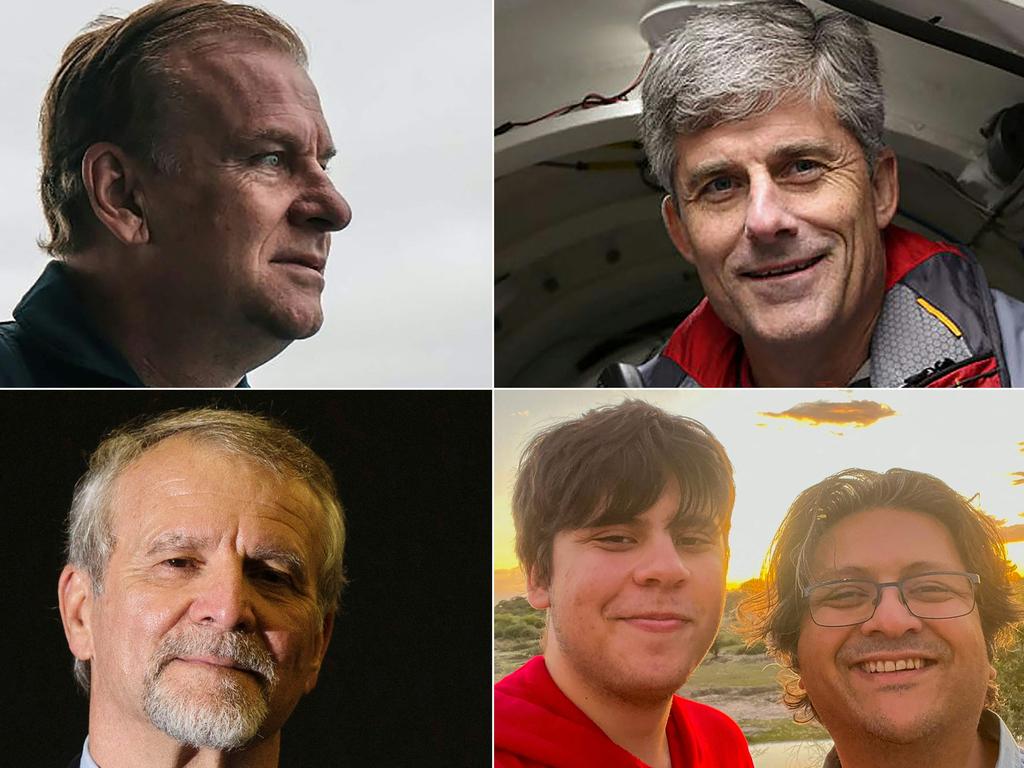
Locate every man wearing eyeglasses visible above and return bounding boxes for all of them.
[742,468,1024,768]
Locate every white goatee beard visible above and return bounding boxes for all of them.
[142,629,279,751]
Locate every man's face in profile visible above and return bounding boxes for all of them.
[662,98,897,350]
[527,481,727,703]
[796,506,990,744]
[140,38,352,342]
[79,437,333,749]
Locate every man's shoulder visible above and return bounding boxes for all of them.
[671,694,747,736]
[670,695,753,763]
[495,657,573,726]
[0,319,36,386]
[494,658,637,767]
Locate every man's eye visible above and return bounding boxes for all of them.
[786,158,824,177]
[255,152,285,168]
[260,570,290,585]
[162,558,195,569]
[250,566,294,587]
[594,535,634,546]
[697,176,739,201]
[675,534,711,548]
[706,177,734,193]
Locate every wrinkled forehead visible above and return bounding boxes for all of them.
[675,95,853,167]
[806,506,966,581]
[162,37,330,143]
[107,436,323,552]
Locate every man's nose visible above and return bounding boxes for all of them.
[290,171,352,233]
[632,533,690,586]
[187,562,258,632]
[858,584,923,638]
[744,172,799,242]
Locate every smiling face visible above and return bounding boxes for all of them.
[140,39,351,343]
[527,482,727,705]
[796,507,991,745]
[83,436,332,750]
[662,98,897,352]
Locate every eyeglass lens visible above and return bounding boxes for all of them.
[807,572,977,627]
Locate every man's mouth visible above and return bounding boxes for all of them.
[271,253,327,275]
[617,612,691,633]
[858,657,934,674]
[175,656,257,674]
[742,254,826,279]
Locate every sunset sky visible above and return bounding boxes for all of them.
[494,390,1024,598]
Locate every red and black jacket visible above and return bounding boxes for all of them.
[599,227,1011,388]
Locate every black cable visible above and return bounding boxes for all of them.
[821,0,1024,78]
[495,53,653,137]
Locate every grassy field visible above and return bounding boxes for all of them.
[681,654,779,689]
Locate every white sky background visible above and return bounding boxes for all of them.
[0,1,492,387]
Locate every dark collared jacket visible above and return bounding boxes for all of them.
[0,262,248,388]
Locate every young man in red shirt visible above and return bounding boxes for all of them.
[495,400,753,768]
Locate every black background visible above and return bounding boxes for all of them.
[0,390,491,767]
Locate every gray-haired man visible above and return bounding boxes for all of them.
[600,0,1024,389]
[57,408,344,768]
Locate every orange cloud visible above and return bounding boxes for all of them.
[759,400,896,428]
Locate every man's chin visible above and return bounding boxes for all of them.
[251,301,324,342]
[145,659,277,747]
[830,694,946,746]
[742,309,834,349]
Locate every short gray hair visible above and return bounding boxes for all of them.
[66,407,346,693]
[640,0,885,198]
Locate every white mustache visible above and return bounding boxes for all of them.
[152,630,279,693]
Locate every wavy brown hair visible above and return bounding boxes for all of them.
[739,468,1023,722]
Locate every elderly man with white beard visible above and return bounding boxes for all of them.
[57,407,344,768]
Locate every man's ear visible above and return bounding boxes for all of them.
[58,564,95,666]
[871,147,899,230]
[303,610,336,694]
[661,194,696,266]
[525,567,551,611]
[81,142,151,246]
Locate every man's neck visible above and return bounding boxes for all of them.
[744,307,879,387]
[87,702,281,768]
[66,258,283,387]
[830,724,998,768]
[543,653,675,768]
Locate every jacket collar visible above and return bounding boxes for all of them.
[13,262,251,388]
[14,261,145,385]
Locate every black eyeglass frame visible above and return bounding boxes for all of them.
[801,570,981,628]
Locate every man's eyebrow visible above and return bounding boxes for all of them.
[237,127,337,163]
[682,140,840,192]
[144,533,310,581]
[145,532,212,557]
[811,560,961,581]
[682,159,736,193]
[767,139,841,164]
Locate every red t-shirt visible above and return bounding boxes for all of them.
[495,656,754,768]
